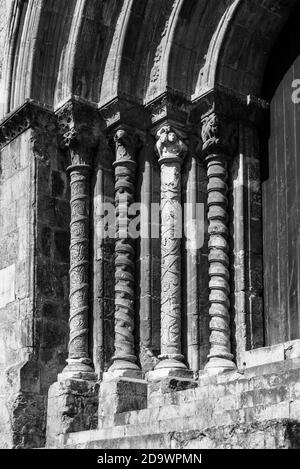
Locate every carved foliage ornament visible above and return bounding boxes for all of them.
[0,101,55,150]
[56,99,101,165]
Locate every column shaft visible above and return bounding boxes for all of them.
[60,162,96,381]
[108,128,141,377]
[154,125,191,375]
[201,113,236,374]
[160,160,183,361]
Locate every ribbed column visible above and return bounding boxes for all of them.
[154,125,190,375]
[108,127,142,377]
[201,112,236,374]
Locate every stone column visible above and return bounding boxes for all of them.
[46,97,101,446]
[151,125,192,378]
[107,127,142,378]
[62,160,96,380]
[98,127,147,425]
[53,131,96,382]
[201,112,236,374]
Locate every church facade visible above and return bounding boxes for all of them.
[0,0,300,449]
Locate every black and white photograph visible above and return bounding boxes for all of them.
[0,0,299,459]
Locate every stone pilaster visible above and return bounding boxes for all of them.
[201,112,237,375]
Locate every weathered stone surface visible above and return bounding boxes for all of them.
[0,0,300,451]
[98,378,147,425]
[46,379,99,448]
[59,419,300,449]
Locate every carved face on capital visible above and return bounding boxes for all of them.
[115,128,127,142]
[156,125,187,161]
[167,130,178,143]
[157,126,178,144]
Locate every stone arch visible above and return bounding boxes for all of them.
[214,0,299,97]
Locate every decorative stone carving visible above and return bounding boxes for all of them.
[201,112,237,375]
[154,125,190,375]
[56,97,101,381]
[108,127,142,378]
[0,100,54,150]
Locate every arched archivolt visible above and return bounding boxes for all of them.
[0,0,129,112]
[214,0,300,97]
[167,0,239,100]
[99,0,184,105]
[1,0,300,118]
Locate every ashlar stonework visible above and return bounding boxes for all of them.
[0,0,299,449]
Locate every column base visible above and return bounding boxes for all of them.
[98,377,147,426]
[105,357,144,380]
[58,359,97,382]
[148,356,194,380]
[46,378,99,448]
[205,357,237,375]
[147,357,195,407]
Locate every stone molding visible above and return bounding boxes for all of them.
[146,91,191,130]
[0,88,269,154]
[99,96,151,132]
[0,99,55,150]
[191,86,269,129]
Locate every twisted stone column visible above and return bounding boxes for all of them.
[201,113,236,374]
[108,127,142,377]
[154,125,189,374]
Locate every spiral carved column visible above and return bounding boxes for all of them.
[154,125,191,376]
[201,113,236,374]
[108,127,142,377]
[59,154,96,381]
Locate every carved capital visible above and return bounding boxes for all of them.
[146,91,191,128]
[56,96,102,165]
[0,100,55,150]
[113,127,138,167]
[156,125,188,165]
[201,113,237,158]
[99,97,150,131]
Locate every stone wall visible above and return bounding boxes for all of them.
[0,112,70,448]
[0,131,34,448]
[53,358,300,449]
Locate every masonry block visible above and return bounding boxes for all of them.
[46,379,99,448]
[98,378,147,426]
